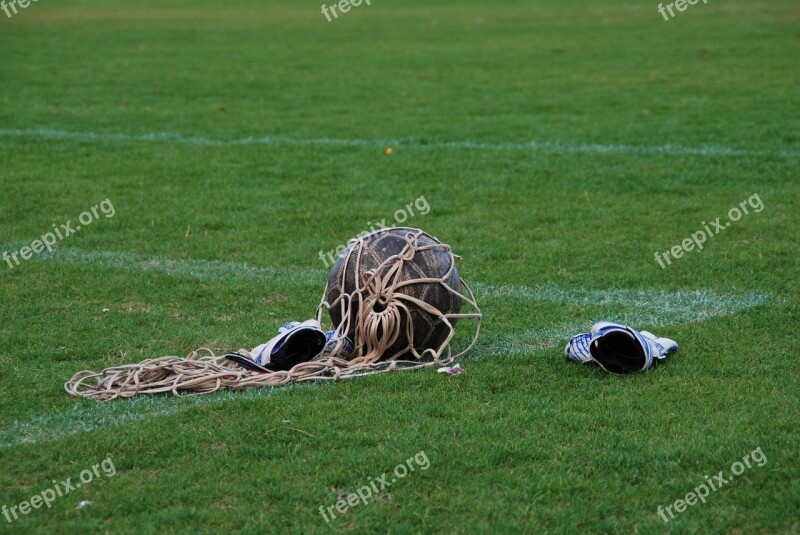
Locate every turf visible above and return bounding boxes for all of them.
[0,0,798,533]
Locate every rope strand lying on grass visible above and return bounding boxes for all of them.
[65,349,392,401]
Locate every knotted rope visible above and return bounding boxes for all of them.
[65,228,481,401]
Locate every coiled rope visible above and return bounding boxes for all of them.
[65,229,481,401]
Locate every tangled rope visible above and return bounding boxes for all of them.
[65,228,481,401]
[318,228,481,367]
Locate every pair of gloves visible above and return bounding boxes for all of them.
[227,319,677,375]
[226,320,354,373]
[565,322,678,374]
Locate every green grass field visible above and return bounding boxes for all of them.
[1,0,798,532]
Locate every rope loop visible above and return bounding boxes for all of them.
[65,227,481,400]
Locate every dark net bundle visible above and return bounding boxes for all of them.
[319,227,481,369]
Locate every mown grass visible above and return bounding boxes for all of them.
[0,0,798,533]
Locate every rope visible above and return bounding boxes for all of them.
[65,228,482,401]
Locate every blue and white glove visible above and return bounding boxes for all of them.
[226,320,326,372]
[565,322,678,374]
[323,330,355,359]
[564,332,593,365]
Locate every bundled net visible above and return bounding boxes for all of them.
[65,227,481,401]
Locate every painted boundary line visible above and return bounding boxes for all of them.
[32,245,325,286]
[0,128,797,159]
[8,244,774,324]
[0,386,296,449]
[472,283,773,326]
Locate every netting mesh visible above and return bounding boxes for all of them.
[65,228,481,401]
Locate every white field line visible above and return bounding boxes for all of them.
[0,386,299,449]
[472,283,774,327]
[0,127,796,158]
[0,245,774,449]
[21,245,774,325]
[31,245,326,286]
